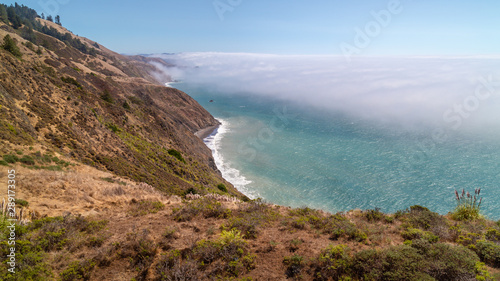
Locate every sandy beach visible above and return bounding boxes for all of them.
[195,124,219,139]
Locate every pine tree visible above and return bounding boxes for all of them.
[47,15,53,22]
[0,5,8,23]
[1,34,22,57]
[55,15,61,25]
[41,12,45,20]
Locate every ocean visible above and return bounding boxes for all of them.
[175,82,500,220]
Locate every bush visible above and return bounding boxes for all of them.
[403,205,445,230]
[168,149,185,163]
[192,230,253,277]
[106,123,120,133]
[122,100,131,110]
[485,228,500,242]
[3,154,19,163]
[173,197,229,222]
[351,243,479,280]
[401,228,439,243]
[1,34,22,57]
[452,189,482,221]
[19,155,35,165]
[61,76,82,89]
[100,90,114,103]
[15,198,29,207]
[283,254,304,279]
[326,215,367,242]
[364,208,385,222]
[60,259,95,281]
[223,217,258,239]
[217,183,227,192]
[310,244,350,281]
[475,241,500,267]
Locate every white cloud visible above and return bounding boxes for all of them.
[150,53,500,131]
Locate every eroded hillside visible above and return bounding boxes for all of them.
[0,14,240,197]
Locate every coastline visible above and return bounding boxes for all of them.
[195,125,219,139]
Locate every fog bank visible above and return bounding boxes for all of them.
[151,53,500,131]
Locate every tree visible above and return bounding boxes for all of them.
[6,6,21,29]
[41,12,44,20]
[55,15,60,25]
[46,15,53,22]
[0,5,8,23]
[1,34,22,57]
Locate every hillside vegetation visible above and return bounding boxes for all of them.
[0,3,499,281]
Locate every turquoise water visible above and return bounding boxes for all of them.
[176,83,500,219]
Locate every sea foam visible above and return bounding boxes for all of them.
[203,119,256,198]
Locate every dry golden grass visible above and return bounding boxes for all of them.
[0,160,172,219]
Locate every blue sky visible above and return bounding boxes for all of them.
[4,0,500,55]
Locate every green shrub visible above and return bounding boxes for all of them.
[184,187,198,196]
[127,96,143,105]
[485,228,500,242]
[452,189,482,221]
[217,183,228,192]
[475,241,500,267]
[1,34,22,57]
[168,149,185,163]
[283,254,304,279]
[106,123,120,133]
[15,198,29,207]
[3,154,19,163]
[100,177,115,183]
[83,220,108,234]
[291,216,308,230]
[122,101,131,110]
[223,217,258,239]
[475,261,494,280]
[61,76,83,89]
[38,228,68,251]
[351,243,479,281]
[310,244,350,281]
[193,230,252,277]
[401,228,439,243]
[364,208,384,222]
[401,205,445,230]
[19,155,35,165]
[60,259,96,281]
[100,90,114,103]
[326,215,367,242]
[0,160,8,166]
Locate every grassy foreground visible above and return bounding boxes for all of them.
[0,165,499,280]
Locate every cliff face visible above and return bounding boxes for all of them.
[0,18,237,197]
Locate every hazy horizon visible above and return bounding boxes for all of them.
[151,53,500,138]
[4,0,500,56]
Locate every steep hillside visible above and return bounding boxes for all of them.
[0,10,240,198]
